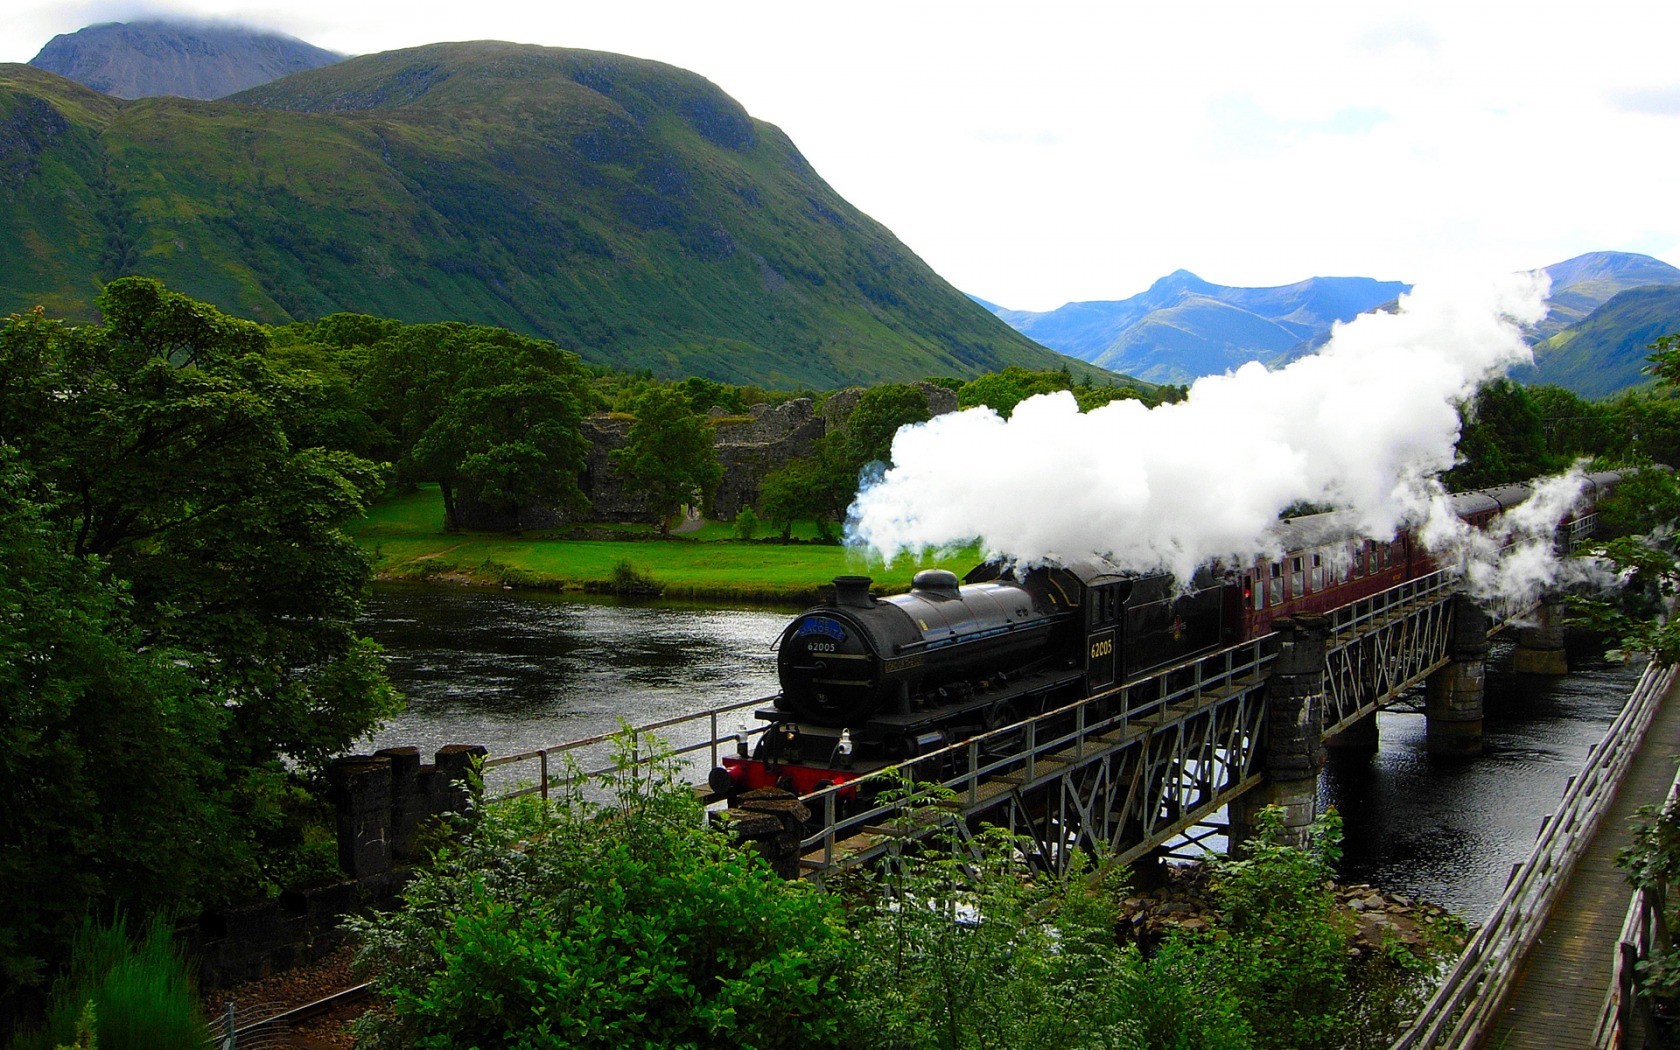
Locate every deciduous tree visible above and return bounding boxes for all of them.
[611,386,722,533]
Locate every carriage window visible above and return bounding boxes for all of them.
[1312,553,1324,590]
[1268,562,1283,606]
[1290,557,1304,598]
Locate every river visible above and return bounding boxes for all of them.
[359,583,1646,922]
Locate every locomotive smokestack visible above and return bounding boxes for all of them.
[832,575,875,608]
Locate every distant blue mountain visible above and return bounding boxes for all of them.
[987,270,1411,384]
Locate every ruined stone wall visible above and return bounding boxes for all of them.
[570,383,958,524]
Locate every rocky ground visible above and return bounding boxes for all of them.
[1116,861,1466,958]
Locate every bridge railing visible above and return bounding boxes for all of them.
[482,694,776,802]
[793,634,1276,875]
[1390,660,1678,1050]
[1323,567,1457,638]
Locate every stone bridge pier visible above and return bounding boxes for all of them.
[1426,593,1489,757]
[1232,615,1329,848]
[1512,596,1569,675]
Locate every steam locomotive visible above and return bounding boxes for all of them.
[707,471,1625,800]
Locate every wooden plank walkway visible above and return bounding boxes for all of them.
[1483,668,1680,1048]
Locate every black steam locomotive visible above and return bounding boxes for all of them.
[710,559,1233,798]
[707,469,1626,800]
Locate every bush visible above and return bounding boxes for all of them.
[349,734,851,1049]
[609,558,663,596]
[11,914,204,1050]
[733,506,760,540]
[842,781,1213,1049]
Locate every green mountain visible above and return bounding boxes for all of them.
[29,20,342,101]
[1528,251,1680,342]
[1520,285,1680,398]
[0,42,1074,388]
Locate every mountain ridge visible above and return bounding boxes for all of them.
[1,41,1082,389]
[985,252,1680,395]
[991,271,1411,384]
[28,20,343,100]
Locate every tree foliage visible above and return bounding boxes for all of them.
[843,383,932,467]
[0,280,398,993]
[611,386,723,532]
[350,738,852,1050]
[1445,378,1553,490]
[362,322,597,529]
[757,441,856,541]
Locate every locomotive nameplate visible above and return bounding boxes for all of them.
[794,616,847,642]
[883,654,925,675]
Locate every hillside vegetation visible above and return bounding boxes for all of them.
[1521,286,1680,398]
[0,43,1074,388]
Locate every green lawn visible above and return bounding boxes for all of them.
[351,486,981,602]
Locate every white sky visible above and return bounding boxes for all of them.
[4,1,1679,312]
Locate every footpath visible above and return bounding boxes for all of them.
[1484,666,1680,1048]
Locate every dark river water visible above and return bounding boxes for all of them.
[359,583,1646,923]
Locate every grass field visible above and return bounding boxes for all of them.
[351,485,981,603]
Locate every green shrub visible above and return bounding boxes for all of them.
[608,558,663,595]
[11,914,203,1050]
[349,733,851,1049]
[732,506,760,540]
[842,782,1157,1049]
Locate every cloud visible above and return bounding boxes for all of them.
[1358,18,1443,55]
[1610,85,1680,117]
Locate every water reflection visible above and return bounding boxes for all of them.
[1323,640,1642,921]
[361,584,792,760]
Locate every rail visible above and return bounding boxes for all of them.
[1389,660,1679,1050]
[1594,757,1680,1047]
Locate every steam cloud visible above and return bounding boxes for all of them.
[848,273,1597,605]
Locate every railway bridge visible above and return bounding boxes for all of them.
[483,563,1578,885]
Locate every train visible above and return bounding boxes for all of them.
[707,471,1626,801]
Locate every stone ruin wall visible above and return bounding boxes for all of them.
[573,382,957,524]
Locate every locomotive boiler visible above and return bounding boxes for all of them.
[713,559,1231,797]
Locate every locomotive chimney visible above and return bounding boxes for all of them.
[832,575,875,608]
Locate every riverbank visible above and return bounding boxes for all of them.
[350,486,978,603]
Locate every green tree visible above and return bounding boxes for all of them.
[0,452,228,994]
[957,366,1069,417]
[1445,378,1552,490]
[350,737,851,1050]
[0,282,399,991]
[612,386,723,533]
[366,322,596,530]
[843,383,932,467]
[1207,809,1351,1050]
[758,440,856,542]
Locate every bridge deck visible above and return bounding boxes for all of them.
[1484,668,1680,1049]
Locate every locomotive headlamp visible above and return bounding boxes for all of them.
[835,728,854,769]
[735,722,751,758]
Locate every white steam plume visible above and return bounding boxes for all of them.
[848,273,1583,602]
